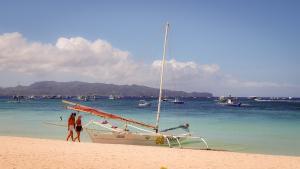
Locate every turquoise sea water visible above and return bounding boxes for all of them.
[0,97,299,156]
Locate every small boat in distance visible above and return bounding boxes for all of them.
[77,96,90,101]
[8,95,22,103]
[218,95,242,107]
[225,98,241,107]
[108,95,116,100]
[247,96,257,100]
[254,97,297,103]
[172,97,184,104]
[138,100,151,107]
[162,97,169,101]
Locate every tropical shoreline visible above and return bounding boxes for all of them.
[0,136,299,169]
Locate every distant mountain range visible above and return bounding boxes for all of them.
[0,81,213,98]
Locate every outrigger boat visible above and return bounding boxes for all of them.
[62,23,208,149]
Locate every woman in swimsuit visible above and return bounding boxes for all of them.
[74,115,83,142]
[66,113,76,141]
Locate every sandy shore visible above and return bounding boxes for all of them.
[0,136,299,169]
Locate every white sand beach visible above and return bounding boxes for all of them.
[0,136,299,169]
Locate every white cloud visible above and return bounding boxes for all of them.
[0,32,299,96]
[0,32,136,83]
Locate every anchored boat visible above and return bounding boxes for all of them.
[138,100,151,107]
[172,97,184,104]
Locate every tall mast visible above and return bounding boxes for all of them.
[155,22,169,132]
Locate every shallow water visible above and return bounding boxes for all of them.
[0,97,299,156]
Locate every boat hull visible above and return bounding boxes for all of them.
[85,129,185,146]
[218,102,242,107]
[173,101,184,104]
[138,103,151,107]
[225,103,241,107]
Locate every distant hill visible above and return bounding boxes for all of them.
[0,81,213,97]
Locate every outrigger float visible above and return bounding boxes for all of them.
[62,23,208,149]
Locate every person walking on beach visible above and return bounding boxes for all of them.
[66,113,76,141]
[74,115,83,142]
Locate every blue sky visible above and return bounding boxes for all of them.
[0,0,299,96]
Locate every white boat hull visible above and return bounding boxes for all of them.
[138,103,151,107]
[85,129,186,146]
